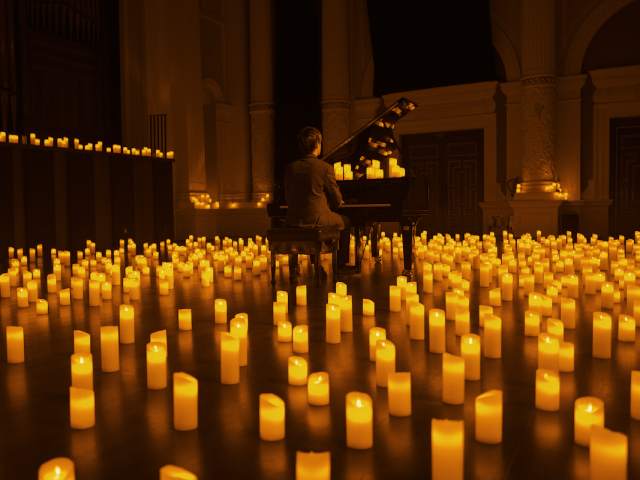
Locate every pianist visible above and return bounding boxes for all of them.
[283,127,357,275]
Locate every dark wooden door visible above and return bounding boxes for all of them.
[401,129,484,236]
[610,117,640,239]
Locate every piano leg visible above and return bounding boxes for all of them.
[401,218,417,278]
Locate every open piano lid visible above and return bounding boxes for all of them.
[320,97,418,176]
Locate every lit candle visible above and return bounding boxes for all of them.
[293,325,308,353]
[483,315,502,358]
[538,332,560,371]
[0,274,9,298]
[178,309,192,330]
[480,262,491,287]
[273,301,287,326]
[100,326,119,372]
[618,314,635,342]
[461,334,481,380]
[431,419,464,480]
[230,320,248,366]
[174,372,198,431]
[277,290,289,312]
[397,275,407,300]
[147,342,167,389]
[388,372,411,416]
[71,353,93,390]
[36,298,48,314]
[501,273,513,301]
[215,299,227,323]
[524,310,541,336]
[631,371,640,420]
[389,285,401,312]
[308,372,330,405]
[529,293,543,316]
[363,299,375,316]
[429,309,446,353]
[547,319,564,341]
[574,397,605,446]
[423,271,434,293]
[336,281,347,296]
[296,451,330,480]
[590,425,627,480]
[455,306,470,337]
[535,369,560,411]
[278,321,292,342]
[478,305,493,327]
[38,457,75,480]
[74,330,90,354]
[47,274,57,293]
[346,392,373,449]
[17,288,29,308]
[221,333,240,385]
[475,390,502,443]
[409,301,425,340]
[150,330,167,356]
[6,326,25,363]
[559,341,574,372]
[296,285,307,305]
[443,353,465,405]
[593,312,612,359]
[376,340,396,387]
[369,327,386,361]
[159,465,197,480]
[259,393,285,441]
[326,304,341,344]
[70,386,95,429]
[522,273,535,295]
[288,356,308,385]
[445,292,459,320]
[119,305,135,344]
[339,295,353,332]
[489,288,502,307]
[560,297,576,328]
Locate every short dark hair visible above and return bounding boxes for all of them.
[298,127,322,154]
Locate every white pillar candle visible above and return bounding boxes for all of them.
[363,299,375,316]
[178,309,192,330]
[273,301,287,326]
[480,262,491,287]
[293,325,308,353]
[423,272,434,293]
[221,333,240,384]
[36,298,48,314]
[397,275,407,300]
[593,312,612,358]
[618,314,635,342]
[489,288,502,307]
[230,319,248,365]
[524,310,541,336]
[259,393,285,441]
[119,305,135,344]
[74,330,90,354]
[560,297,576,328]
[369,327,386,361]
[69,386,95,429]
[0,273,10,298]
[560,341,575,372]
[339,295,353,332]
[174,372,198,431]
[574,396,604,446]
[326,304,341,344]
[215,299,227,324]
[461,334,481,380]
[16,288,28,308]
[38,457,75,480]
[336,282,347,296]
[522,273,535,295]
[445,292,459,320]
[288,356,308,386]
[535,368,560,411]
[475,390,502,443]
[6,326,25,363]
[276,290,289,312]
[547,319,564,341]
[443,353,465,405]
[296,451,330,480]
[483,315,502,358]
[47,274,57,293]
[429,309,446,353]
[100,326,119,372]
[150,330,168,356]
[346,392,373,449]
[88,279,101,307]
[501,273,513,301]
[296,285,307,305]
[70,277,83,300]
[455,310,470,336]
[389,285,401,312]
[409,301,425,340]
[541,295,553,316]
[376,340,396,387]
[431,419,464,480]
[71,353,93,390]
[590,425,627,480]
[159,465,197,480]
[388,372,411,416]
[308,372,330,405]
[278,321,292,342]
[147,342,167,389]
[478,305,493,327]
[631,371,640,420]
[538,333,560,371]
[529,293,543,316]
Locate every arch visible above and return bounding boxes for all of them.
[490,16,521,82]
[202,76,225,105]
[563,0,636,76]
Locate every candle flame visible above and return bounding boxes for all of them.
[356,399,362,407]
[586,404,593,413]
[79,357,84,364]
[468,338,473,344]
[315,376,322,383]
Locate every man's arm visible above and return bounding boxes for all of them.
[324,165,342,210]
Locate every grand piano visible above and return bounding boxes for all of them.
[267,97,428,278]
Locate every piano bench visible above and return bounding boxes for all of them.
[267,227,340,286]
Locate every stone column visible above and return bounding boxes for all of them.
[249,0,275,201]
[321,0,350,152]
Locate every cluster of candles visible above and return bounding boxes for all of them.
[331,158,405,181]
[0,131,174,158]
[514,181,569,200]
[4,224,640,479]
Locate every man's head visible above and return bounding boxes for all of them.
[298,127,322,155]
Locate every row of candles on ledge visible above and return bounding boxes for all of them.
[0,131,174,158]
[332,157,406,180]
[514,181,570,200]
[190,193,271,210]
[6,228,640,479]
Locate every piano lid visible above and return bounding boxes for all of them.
[320,97,418,176]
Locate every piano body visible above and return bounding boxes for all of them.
[267,97,428,278]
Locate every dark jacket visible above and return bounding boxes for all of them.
[283,154,345,229]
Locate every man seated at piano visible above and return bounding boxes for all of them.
[283,126,358,275]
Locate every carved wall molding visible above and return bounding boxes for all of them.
[320,101,351,110]
[521,75,556,87]
[249,108,275,199]
[521,82,556,182]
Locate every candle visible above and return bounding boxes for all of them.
[478,305,493,327]
[38,457,75,480]
[524,310,541,336]
[308,372,330,405]
[443,353,465,404]
[215,299,227,323]
[560,297,576,328]
[574,397,605,446]
[346,392,373,449]
[147,342,167,389]
[389,285,401,312]
[522,274,535,295]
[631,371,640,420]
[535,369,560,411]
[100,326,119,372]
[502,273,513,301]
[480,262,491,287]
[174,372,198,431]
[326,304,341,344]
[74,330,91,354]
[296,285,307,305]
[590,425,627,480]
[560,341,575,372]
[369,327,386,361]
[70,386,95,429]
[259,393,285,441]
[547,319,564,341]
[600,282,614,309]
[483,315,502,358]
[388,372,411,416]
[71,353,93,390]
[397,275,407,300]
[159,465,197,480]
[233,266,242,280]
[288,356,308,385]
[230,320,248,366]
[47,274,57,293]
[296,451,330,480]
[423,272,434,293]
[176,309,192,331]
[119,305,135,344]
[277,290,289,312]
[16,288,28,308]
[409,301,425,340]
[538,333,560,371]
[6,326,25,363]
[0,274,9,298]
[273,301,287,326]
[336,281,347,296]
[618,314,635,342]
[431,419,464,480]
[593,312,612,358]
[293,325,309,353]
[363,299,375,316]
[339,295,353,332]
[455,306,470,337]
[376,340,396,387]
[475,390,502,443]
[278,321,292,342]
[445,292,459,320]
[429,309,446,353]
[221,333,240,384]
[36,298,48,314]
[489,288,502,307]
[461,334,481,380]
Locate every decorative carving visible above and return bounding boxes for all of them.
[521,81,556,182]
[250,108,275,198]
[320,101,351,110]
[520,76,555,87]
[322,108,350,153]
